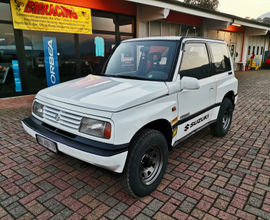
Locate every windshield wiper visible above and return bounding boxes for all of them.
[116,75,150,80]
[104,74,119,78]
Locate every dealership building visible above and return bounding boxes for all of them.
[0,0,270,98]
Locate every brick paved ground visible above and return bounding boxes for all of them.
[0,70,269,220]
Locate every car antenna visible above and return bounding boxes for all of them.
[185,29,189,38]
[180,29,189,51]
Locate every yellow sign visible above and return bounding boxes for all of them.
[10,0,92,34]
[171,116,178,125]
[172,128,177,138]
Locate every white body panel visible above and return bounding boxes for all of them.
[112,94,178,145]
[38,75,169,112]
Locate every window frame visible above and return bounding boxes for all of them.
[207,41,232,76]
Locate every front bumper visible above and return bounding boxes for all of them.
[22,116,128,173]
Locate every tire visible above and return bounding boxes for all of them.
[210,98,233,137]
[120,128,168,197]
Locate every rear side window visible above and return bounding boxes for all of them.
[180,43,210,80]
[209,43,231,74]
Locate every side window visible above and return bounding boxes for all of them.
[179,43,210,80]
[209,43,231,75]
[248,46,251,55]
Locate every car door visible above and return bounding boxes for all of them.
[175,41,217,140]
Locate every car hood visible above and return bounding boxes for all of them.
[38,75,169,112]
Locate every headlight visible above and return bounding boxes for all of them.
[79,117,111,139]
[33,102,44,118]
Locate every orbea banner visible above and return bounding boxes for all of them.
[43,36,60,87]
[10,0,92,34]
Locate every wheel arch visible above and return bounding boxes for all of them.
[223,90,235,108]
[130,119,173,151]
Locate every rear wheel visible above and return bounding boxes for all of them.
[210,98,233,137]
[120,129,168,197]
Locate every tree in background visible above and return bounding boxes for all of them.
[245,16,270,24]
[262,17,270,24]
[183,0,219,11]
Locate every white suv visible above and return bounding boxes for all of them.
[22,37,238,197]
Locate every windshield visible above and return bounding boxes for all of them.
[95,40,179,81]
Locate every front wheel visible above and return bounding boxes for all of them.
[210,98,233,137]
[120,129,168,197]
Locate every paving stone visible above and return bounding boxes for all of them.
[199,176,214,188]
[103,196,119,207]
[104,208,121,220]
[24,173,38,181]
[227,161,239,169]
[0,195,19,207]
[134,213,151,220]
[50,208,73,220]
[247,196,263,208]
[36,188,61,203]
[172,192,186,201]
[142,208,155,217]
[43,198,66,214]
[179,200,196,214]
[71,188,88,200]
[16,168,33,177]
[8,203,28,218]
[16,191,28,199]
[228,175,243,187]
[44,165,61,175]
[186,197,198,205]
[36,180,54,192]
[147,199,164,212]
[217,171,231,178]
[162,188,176,196]
[245,205,270,219]
[115,202,129,212]
[0,193,10,202]
[256,183,270,192]
[116,215,131,220]
[210,185,234,198]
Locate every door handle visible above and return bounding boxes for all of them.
[228,72,232,75]
[209,86,214,92]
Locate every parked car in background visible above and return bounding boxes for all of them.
[264,55,270,68]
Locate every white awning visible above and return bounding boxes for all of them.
[126,0,232,22]
[126,0,270,35]
[141,5,170,22]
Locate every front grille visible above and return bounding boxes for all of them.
[43,105,83,131]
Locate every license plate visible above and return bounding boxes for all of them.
[36,135,58,153]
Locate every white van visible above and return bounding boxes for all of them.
[22,37,238,197]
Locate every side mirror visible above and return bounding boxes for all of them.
[181,76,200,90]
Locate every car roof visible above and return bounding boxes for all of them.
[122,36,226,44]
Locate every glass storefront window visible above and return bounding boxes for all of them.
[0,3,12,21]
[119,15,134,33]
[0,24,20,95]
[92,16,115,32]
[180,25,189,36]
[150,21,161,37]
[162,23,170,36]
[22,30,76,92]
[121,36,133,41]
[79,34,116,76]
[171,24,180,36]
